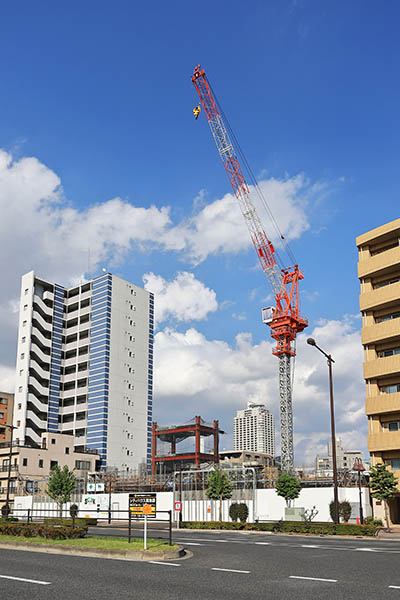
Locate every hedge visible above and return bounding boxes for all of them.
[180,521,378,536]
[44,517,98,527]
[0,522,88,540]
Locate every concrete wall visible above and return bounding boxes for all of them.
[13,487,371,523]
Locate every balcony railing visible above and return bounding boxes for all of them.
[0,465,18,472]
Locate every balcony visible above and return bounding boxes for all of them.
[369,430,400,452]
[362,320,400,345]
[366,393,400,416]
[364,355,400,379]
[0,465,18,473]
[358,246,400,279]
[360,281,400,312]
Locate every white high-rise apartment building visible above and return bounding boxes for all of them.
[13,271,154,471]
[233,402,275,456]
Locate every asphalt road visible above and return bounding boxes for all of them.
[1,528,400,599]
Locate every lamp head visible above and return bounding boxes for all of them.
[307,337,316,346]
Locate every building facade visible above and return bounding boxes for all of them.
[233,402,275,455]
[357,218,400,523]
[0,392,14,442]
[13,271,153,472]
[0,432,99,507]
[315,438,363,475]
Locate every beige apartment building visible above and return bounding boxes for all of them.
[357,218,400,524]
[0,432,99,509]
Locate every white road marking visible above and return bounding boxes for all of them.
[254,542,270,545]
[213,540,229,543]
[149,561,181,567]
[301,545,320,548]
[290,576,337,583]
[212,568,250,574]
[182,542,203,546]
[0,575,51,585]
[389,586,400,589]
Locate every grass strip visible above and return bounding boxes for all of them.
[0,535,178,552]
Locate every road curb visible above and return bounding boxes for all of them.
[0,541,186,561]
[176,528,380,540]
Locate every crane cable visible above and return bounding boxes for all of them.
[205,76,299,396]
[206,77,297,269]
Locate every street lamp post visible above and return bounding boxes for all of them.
[353,457,365,525]
[307,337,340,525]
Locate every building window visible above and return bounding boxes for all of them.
[23,321,27,327]
[39,459,43,468]
[24,288,29,295]
[22,336,26,343]
[22,458,28,466]
[390,459,400,470]
[20,353,25,360]
[51,438,56,445]
[18,386,22,393]
[19,369,23,376]
[381,384,400,394]
[387,421,400,431]
[65,447,70,455]
[23,304,28,311]
[75,460,90,470]
[50,460,58,469]
[0,412,3,419]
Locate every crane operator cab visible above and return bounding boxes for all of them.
[262,306,275,325]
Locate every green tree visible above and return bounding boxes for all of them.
[275,473,301,506]
[206,469,233,521]
[46,465,76,517]
[369,463,398,529]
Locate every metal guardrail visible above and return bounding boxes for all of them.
[5,507,173,545]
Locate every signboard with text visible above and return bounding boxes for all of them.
[129,493,157,519]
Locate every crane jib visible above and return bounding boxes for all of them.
[191,64,308,473]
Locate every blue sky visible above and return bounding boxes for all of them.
[0,0,399,464]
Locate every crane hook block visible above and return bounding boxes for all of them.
[193,105,201,120]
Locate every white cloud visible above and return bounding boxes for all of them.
[142,271,218,324]
[153,316,367,464]
[162,174,314,264]
[0,365,15,394]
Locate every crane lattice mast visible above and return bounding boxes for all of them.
[192,65,308,472]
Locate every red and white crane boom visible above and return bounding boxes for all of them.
[192,65,308,472]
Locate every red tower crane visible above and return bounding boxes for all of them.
[192,65,308,472]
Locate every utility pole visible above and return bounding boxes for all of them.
[3,424,17,517]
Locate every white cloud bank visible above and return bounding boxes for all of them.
[0,148,349,464]
[153,316,366,464]
[142,272,218,324]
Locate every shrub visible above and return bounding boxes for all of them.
[237,504,249,523]
[229,503,240,522]
[340,501,352,523]
[0,522,87,540]
[180,520,378,536]
[365,516,384,527]
[329,500,353,523]
[69,504,79,518]
[44,517,97,526]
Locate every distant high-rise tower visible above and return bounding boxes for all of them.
[13,270,154,471]
[233,402,275,455]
